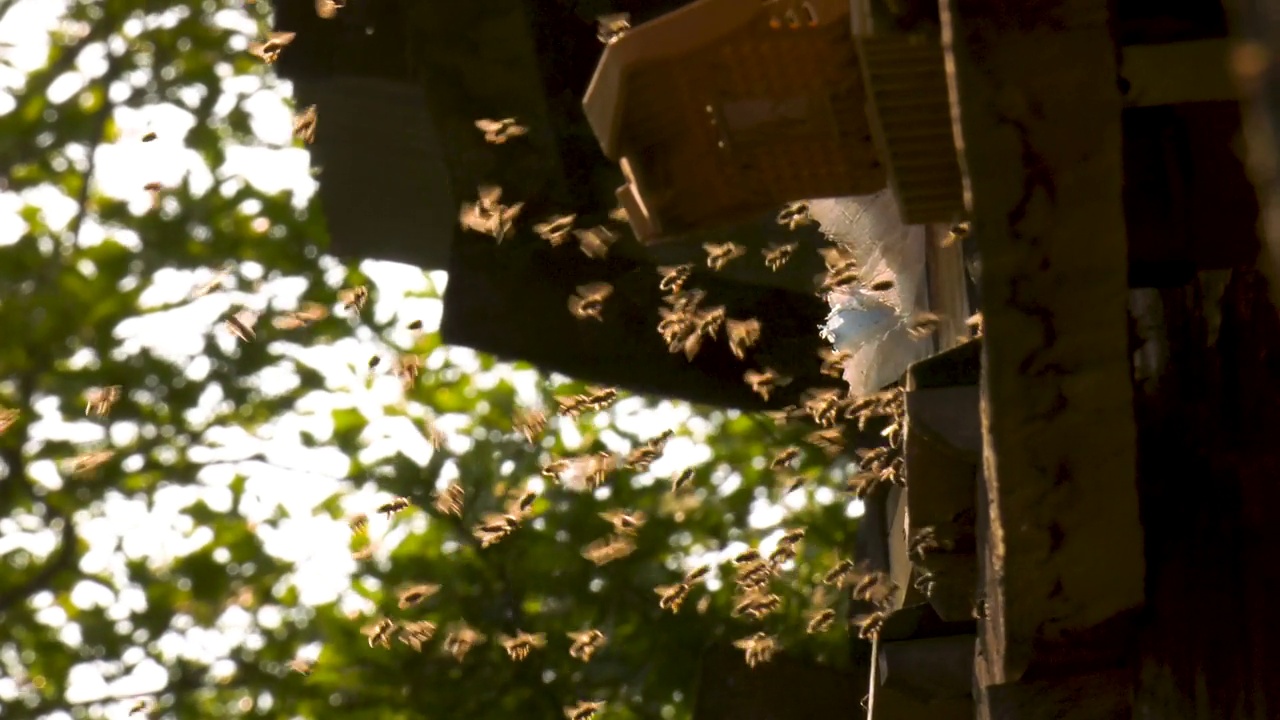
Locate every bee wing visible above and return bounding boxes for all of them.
[474,118,503,133]
[577,281,613,301]
[477,185,503,206]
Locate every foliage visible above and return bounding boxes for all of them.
[0,2,861,719]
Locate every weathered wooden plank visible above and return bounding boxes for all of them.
[939,0,1144,694]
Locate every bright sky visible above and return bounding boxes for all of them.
[0,2,861,715]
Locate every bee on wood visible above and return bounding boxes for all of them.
[907,311,943,339]
[363,617,397,649]
[397,620,437,652]
[397,583,441,609]
[624,429,673,470]
[143,181,163,208]
[941,221,970,248]
[0,408,18,435]
[853,611,886,640]
[290,104,317,145]
[444,623,486,661]
[348,513,369,534]
[770,446,800,469]
[655,582,692,613]
[315,0,346,19]
[867,278,896,293]
[433,483,464,517]
[762,241,799,271]
[568,282,613,321]
[565,700,606,720]
[377,496,412,518]
[658,263,694,293]
[287,657,314,675]
[338,285,368,314]
[534,214,577,246]
[806,607,837,634]
[271,302,330,330]
[966,311,984,336]
[582,533,637,565]
[671,467,695,492]
[512,408,547,444]
[459,186,524,242]
[777,201,812,230]
[744,368,791,401]
[248,31,296,63]
[573,225,618,259]
[704,241,746,271]
[597,13,631,44]
[726,318,761,360]
[84,385,122,417]
[600,509,646,535]
[474,117,528,145]
[567,629,607,662]
[734,632,778,668]
[499,631,546,661]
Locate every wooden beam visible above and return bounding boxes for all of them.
[939,0,1144,699]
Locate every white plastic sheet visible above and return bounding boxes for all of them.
[811,189,932,396]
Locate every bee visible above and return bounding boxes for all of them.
[433,483,464,517]
[726,318,761,360]
[459,186,524,242]
[292,104,317,144]
[818,347,851,378]
[770,446,800,469]
[377,496,412,518]
[655,582,691,613]
[0,408,18,435]
[732,590,782,620]
[671,466,694,492]
[600,509,646,535]
[853,570,898,608]
[806,427,845,456]
[512,408,547,444]
[868,278,896,292]
[499,631,546,661]
[84,385,122,417]
[597,13,631,44]
[567,629,607,662]
[733,632,778,668]
[806,607,837,634]
[315,0,347,19]
[556,386,618,417]
[624,429,673,470]
[473,512,521,548]
[397,583,441,609]
[143,181,163,208]
[744,367,791,401]
[683,565,711,585]
[351,541,378,561]
[734,548,763,565]
[568,281,614,321]
[271,302,330,330]
[287,657,314,675]
[533,214,577,246]
[363,617,397,649]
[507,488,538,518]
[704,241,746,271]
[966,312,984,336]
[778,527,806,547]
[443,623,486,661]
[853,611,887,640]
[335,285,368,315]
[777,201,812,230]
[474,117,528,145]
[941,221,970,248]
[192,265,233,298]
[423,415,447,449]
[407,319,425,332]
[348,513,369,533]
[658,263,694,293]
[762,241,799,271]
[823,559,857,587]
[573,225,618,259]
[778,471,806,495]
[141,131,157,142]
[129,700,150,716]
[248,31,296,64]
[608,206,629,223]
[564,700,606,720]
[395,354,422,390]
[907,311,943,339]
[735,560,774,591]
[397,621,437,652]
[68,450,115,477]
[582,533,637,565]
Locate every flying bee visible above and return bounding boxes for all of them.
[600,509,646,535]
[732,590,782,619]
[704,241,746,271]
[726,318,761,360]
[818,347,851,378]
[248,31,296,63]
[823,559,857,587]
[459,186,524,242]
[533,214,577,246]
[85,385,122,417]
[423,415,447,449]
[397,583,441,609]
[672,467,695,492]
[500,631,546,661]
[507,489,538,518]
[568,281,614,321]
[573,225,618,259]
[191,265,233,298]
[734,548,763,565]
[143,181,163,208]
[762,241,799,271]
[348,513,369,534]
[853,611,887,640]
[806,427,845,456]
[271,302,330,330]
[474,117,528,145]
[67,449,119,476]
[608,205,628,223]
[655,582,691,613]
[141,130,157,142]
[377,496,412,518]
[398,621,437,652]
[778,471,806,495]
[567,629,607,662]
[433,483,464,517]
[806,607,837,634]
[315,0,347,19]
[565,700,606,720]
[597,13,631,44]
[744,367,791,401]
[473,512,521,548]
[512,408,547,444]
[658,263,694,293]
[778,527,806,547]
[683,565,711,585]
[768,544,797,566]
[363,617,397,649]
[777,201,812,230]
[444,623,486,661]
[771,446,800,469]
[853,570,898,608]
[395,353,422,390]
[941,221,970,248]
[624,429,673,470]
[907,311,943,339]
[338,285,368,314]
[129,700,150,716]
[734,632,778,668]
[351,541,378,561]
[292,104,317,144]
[582,534,636,565]
[287,657,314,675]
[0,408,18,435]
